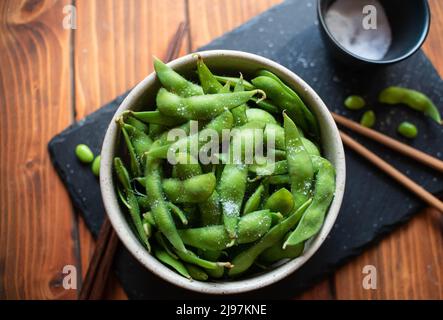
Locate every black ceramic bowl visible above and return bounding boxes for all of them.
[317,0,430,67]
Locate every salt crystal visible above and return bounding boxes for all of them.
[325,0,392,60]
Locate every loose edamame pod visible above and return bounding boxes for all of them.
[228,198,312,276]
[379,86,442,124]
[163,173,216,203]
[360,110,376,128]
[75,144,94,164]
[154,57,203,97]
[397,121,418,138]
[344,95,365,110]
[283,155,336,248]
[156,88,264,120]
[284,113,314,210]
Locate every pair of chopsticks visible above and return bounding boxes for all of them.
[78,22,188,300]
[79,20,442,299]
[333,112,443,213]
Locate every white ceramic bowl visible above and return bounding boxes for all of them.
[100,50,346,295]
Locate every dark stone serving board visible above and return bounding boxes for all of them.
[48,0,443,299]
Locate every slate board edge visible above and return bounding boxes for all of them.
[48,93,129,236]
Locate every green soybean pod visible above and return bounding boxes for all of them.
[130,110,185,126]
[186,263,209,281]
[163,173,217,203]
[218,164,248,239]
[231,74,248,127]
[196,54,224,94]
[153,56,203,97]
[75,144,94,163]
[125,114,149,133]
[243,184,265,215]
[264,188,294,216]
[360,110,376,128]
[91,155,101,176]
[156,88,263,120]
[228,198,312,277]
[154,248,191,279]
[283,156,336,249]
[344,95,366,110]
[379,86,442,124]
[260,238,304,264]
[397,121,418,138]
[246,108,277,125]
[201,250,225,278]
[284,113,314,210]
[213,75,256,90]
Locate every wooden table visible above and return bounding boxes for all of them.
[0,0,442,300]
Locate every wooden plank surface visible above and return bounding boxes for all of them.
[74,0,188,300]
[0,0,442,300]
[0,0,77,299]
[333,0,443,299]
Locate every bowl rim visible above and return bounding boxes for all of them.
[316,0,431,65]
[100,49,346,295]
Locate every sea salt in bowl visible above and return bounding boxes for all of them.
[317,0,430,67]
[100,50,346,294]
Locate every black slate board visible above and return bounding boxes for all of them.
[48,0,443,299]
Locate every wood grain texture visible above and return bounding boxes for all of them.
[0,0,77,299]
[332,0,443,300]
[188,0,282,51]
[74,0,188,300]
[1,0,442,300]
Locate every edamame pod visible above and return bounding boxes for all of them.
[379,86,442,124]
[218,164,248,239]
[178,210,273,250]
[145,156,186,253]
[283,156,335,248]
[284,113,314,210]
[264,188,294,216]
[130,110,185,126]
[163,173,217,203]
[154,57,203,97]
[228,198,312,276]
[156,88,264,120]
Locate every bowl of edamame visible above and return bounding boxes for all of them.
[100,50,346,294]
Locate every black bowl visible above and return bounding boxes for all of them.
[317,0,430,68]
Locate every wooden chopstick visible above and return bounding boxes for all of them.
[78,22,188,300]
[340,131,443,212]
[332,112,443,173]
